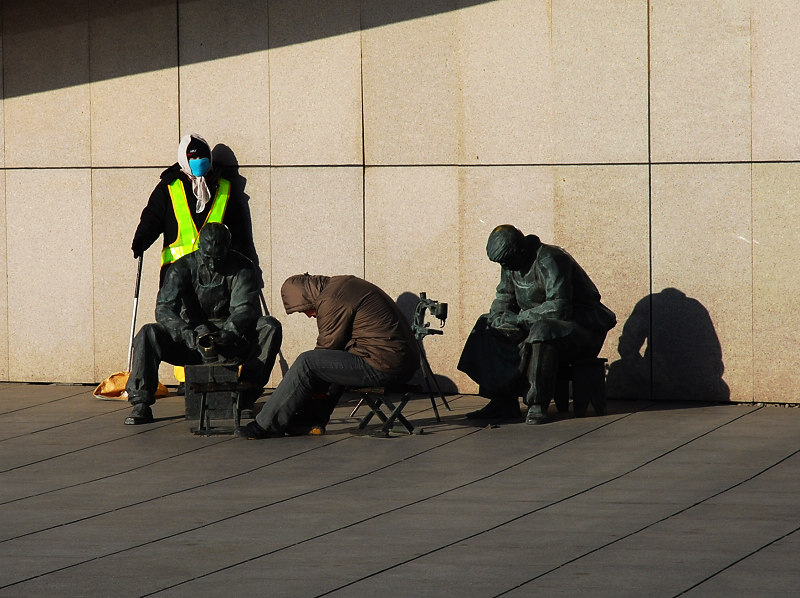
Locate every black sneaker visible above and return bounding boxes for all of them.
[124,404,154,425]
[235,421,283,439]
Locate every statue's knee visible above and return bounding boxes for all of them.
[139,323,162,345]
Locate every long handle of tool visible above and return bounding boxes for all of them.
[127,256,143,371]
[258,288,290,376]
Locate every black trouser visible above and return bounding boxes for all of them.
[458,314,607,406]
[125,316,282,406]
[255,349,407,434]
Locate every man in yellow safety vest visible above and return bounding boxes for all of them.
[131,133,254,284]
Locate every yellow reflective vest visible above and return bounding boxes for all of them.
[161,178,231,267]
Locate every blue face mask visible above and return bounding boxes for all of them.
[188,157,210,177]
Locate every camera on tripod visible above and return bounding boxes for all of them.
[412,292,448,339]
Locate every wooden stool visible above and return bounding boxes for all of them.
[554,357,607,417]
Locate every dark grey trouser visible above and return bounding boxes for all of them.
[255,349,407,434]
[459,314,608,407]
[126,316,282,406]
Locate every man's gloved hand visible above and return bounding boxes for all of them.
[181,328,197,351]
[131,236,146,259]
[210,329,239,348]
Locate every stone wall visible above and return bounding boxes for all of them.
[1,1,798,403]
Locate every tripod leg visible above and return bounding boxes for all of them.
[418,347,451,422]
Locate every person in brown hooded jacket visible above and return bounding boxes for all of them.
[237,274,419,438]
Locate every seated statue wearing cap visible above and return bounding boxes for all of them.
[457,224,616,425]
[123,222,282,425]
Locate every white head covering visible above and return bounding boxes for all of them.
[177,133,213,213]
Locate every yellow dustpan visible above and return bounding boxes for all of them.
[94,255,168,400]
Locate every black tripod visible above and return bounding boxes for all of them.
[412,293,452,422]
[348,293,452,421]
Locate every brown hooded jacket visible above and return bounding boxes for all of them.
[281,274,419,375]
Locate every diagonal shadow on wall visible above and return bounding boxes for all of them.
[2,0,499,98]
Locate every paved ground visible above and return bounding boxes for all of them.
[1,381,798,597]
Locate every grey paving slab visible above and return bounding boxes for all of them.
[0,384,799,597]
[680,529,800,598]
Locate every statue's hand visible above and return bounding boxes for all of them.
[211,329,239,348]
[181,328,197,351]
[516,309,540,326]
[491,311,519,330]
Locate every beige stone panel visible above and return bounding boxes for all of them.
[553,165,651,399]
[456,165,556,392]
[552,1,649,164]
[365,166,463,391]
[651,164,752,403]
[0,33,5,379]
[650,1,751,163]
[456,0,554,165]
[92,168,163,381]
[362,3,460,165]
[752,164,800,403]
[6,170,94,382]
[90,1,177,167]
[269,167,363,379]
[552,166,650,356]
[179,1,269,164]
[3,1,91,168]
[0,19,4,169]
[752,2,800,161]
[269,0,362,165]
[0,174,7,380]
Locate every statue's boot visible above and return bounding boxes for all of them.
[124,402,154,425]
[524,342,559,425]
[466,397,522,420]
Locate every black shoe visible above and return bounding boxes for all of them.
[466,399,522,420]
[124,404,154,425]
[235,420,282,439]
[525,404,548,425]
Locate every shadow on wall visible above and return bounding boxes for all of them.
[212,143,262,286]
[606,288,730,402]
[4,0,500,98]
[396,291,458,394]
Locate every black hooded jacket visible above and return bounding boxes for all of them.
[131,163,251,272]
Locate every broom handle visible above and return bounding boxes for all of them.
[127,256,143,371]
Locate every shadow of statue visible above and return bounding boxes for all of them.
[606,288,729,401]
[396,291,457,394]
[212,143,262,287]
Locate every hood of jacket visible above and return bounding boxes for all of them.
[281,274,330,314]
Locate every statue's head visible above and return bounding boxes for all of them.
[197,222,231,274]
[486,224,526,270]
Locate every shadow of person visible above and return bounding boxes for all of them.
[396,291,457,394]
[606,288,729,401]
[212,143,261,284]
